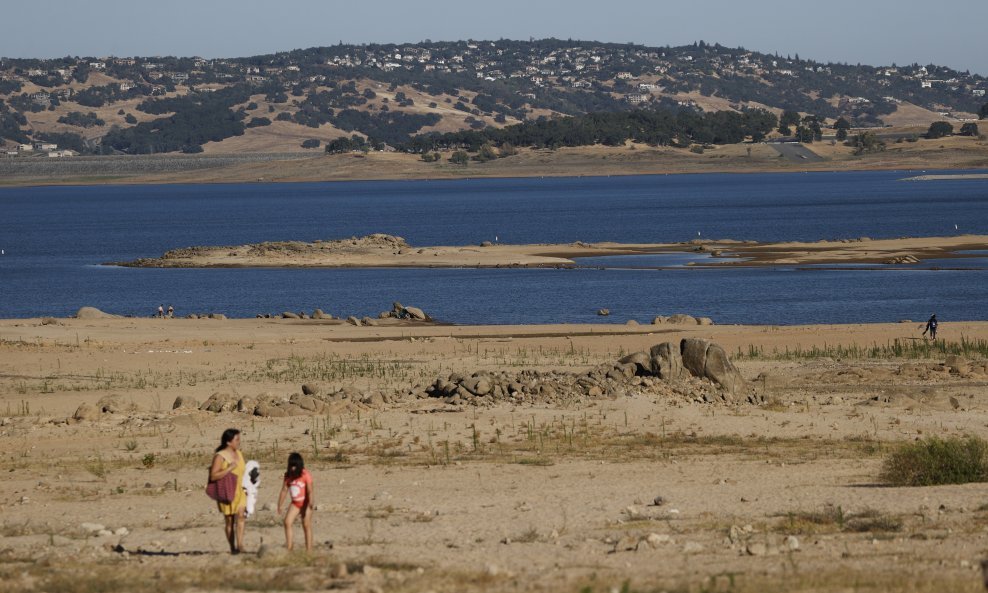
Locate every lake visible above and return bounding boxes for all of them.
[0,170,986,324]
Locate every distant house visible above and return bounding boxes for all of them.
[30,92,51,107]
[34,142,58,151]
[17,143,33,152]
[615,71,634,80]
[89,61,106,70]
[921,80,933,89]
[626,93,650,104]
[47,149,78,158]
[973,89,986,97]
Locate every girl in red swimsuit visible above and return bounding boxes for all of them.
[276,452,315,552]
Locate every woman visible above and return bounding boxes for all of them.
[209,428,246,554]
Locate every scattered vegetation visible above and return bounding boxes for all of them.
[736,336,988,360]
[881,436,988,486]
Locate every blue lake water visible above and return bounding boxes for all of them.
[0,170,986,324]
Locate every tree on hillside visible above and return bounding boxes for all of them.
[926,121,953,139]
[959,122,979,137]
[980,103,988,120]
[780,110,801,128]
[449,150,469,165]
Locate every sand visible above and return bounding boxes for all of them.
[2,316,988,592]
[115,234,988,269]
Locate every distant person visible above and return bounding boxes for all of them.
[277,452,315,552]
[923,314,938,341]
[157,304,164,318]
[167,305,174,318]
[210,428,247,554]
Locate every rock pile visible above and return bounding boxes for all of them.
[421,339,756,406]
[378,301,431,321]
[185,339,756,417]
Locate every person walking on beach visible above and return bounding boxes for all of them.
[923,314,938,341]
[210,428,247,554]
[157,304,164,318]
[277,452,315,552]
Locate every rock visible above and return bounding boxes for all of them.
[80,522,106,533]
[680,338,710,378]
[746,542,767,556]
[651,316,668,324]
[683,541,704,554]
[199,393,237,413]
[784,535,800,551]
[404,306,428,321]
[361,316,378,326]
[301,384,320,396]
[480,241,493,247]
[597,309,610,316]
[96,395,125,414]
[236,397,255,413]
[172,396,199,410]
[281,312,300,319]
[291,394,324,413]
[186,314,199,319]
[207,313,226,320]
[651,495,665,506]
[114,527,129,536]
[619,351,653,375]
[253,402,288,418]
[668,313,697,325]
[697,317,714,326]
[312,309,333,320]
[346,316,362,326]
[330,562,348,578]
[702,343,746,395]
[76,307,118,319]
[650,342,684,381]
[645,533,672,548]
[73,403,98,422]
[626,319,639,326]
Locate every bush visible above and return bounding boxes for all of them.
[926,121,954,139]
[301,138,320,149]
[881,436,988,486]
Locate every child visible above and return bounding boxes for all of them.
[277,452,314,552]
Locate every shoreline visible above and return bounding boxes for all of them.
[1,143,986,189]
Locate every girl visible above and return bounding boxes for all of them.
[277,452,314,552]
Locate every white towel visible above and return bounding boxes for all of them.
[242,460,260,518]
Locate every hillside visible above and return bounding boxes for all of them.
[1,39,985,156]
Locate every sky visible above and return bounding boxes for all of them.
[4,0,987,74]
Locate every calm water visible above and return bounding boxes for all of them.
[0,170,986,324]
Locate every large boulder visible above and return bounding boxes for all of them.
[680,338,710,378]
[403,306,429,321]
[703,343,745,395]
[75,307,118,319]
[72,403,99,421]
[199,392,238,413]
[649,342,685,381]
[172,395,199,410]
[282,312,300,319]
[668,314,697,325]
[679,339,745,395]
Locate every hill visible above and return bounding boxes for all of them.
[0,39,985,157]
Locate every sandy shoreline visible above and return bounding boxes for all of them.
[2,317,988,592]
[113,233,988,269]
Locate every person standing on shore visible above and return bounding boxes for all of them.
[167,305,174,318]
[210,428,247,554]
[923,314,938,341]
[157,304,164,318]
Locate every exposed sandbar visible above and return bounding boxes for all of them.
[111,234,988,269]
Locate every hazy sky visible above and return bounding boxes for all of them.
[5,0,987,74]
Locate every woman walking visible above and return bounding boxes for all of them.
[210,428,247,554]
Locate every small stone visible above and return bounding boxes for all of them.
[330,562,348,578]
[645,533,671,548]
[114,527,129,536]
[81,522,106,533]
[784,535,799,551]
[683,541,703,553]
[746,542,767,556]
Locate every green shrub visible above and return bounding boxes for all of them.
[881,436,988,486]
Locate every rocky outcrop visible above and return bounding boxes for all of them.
[680,338,746,396]
[378,301,432,321]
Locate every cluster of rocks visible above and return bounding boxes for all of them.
[71,394,136,422]
[421,339,756,407]
[799,355,988,385]
[179,383,407,417]
[594,310,714,326]
[378,301,430,321]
